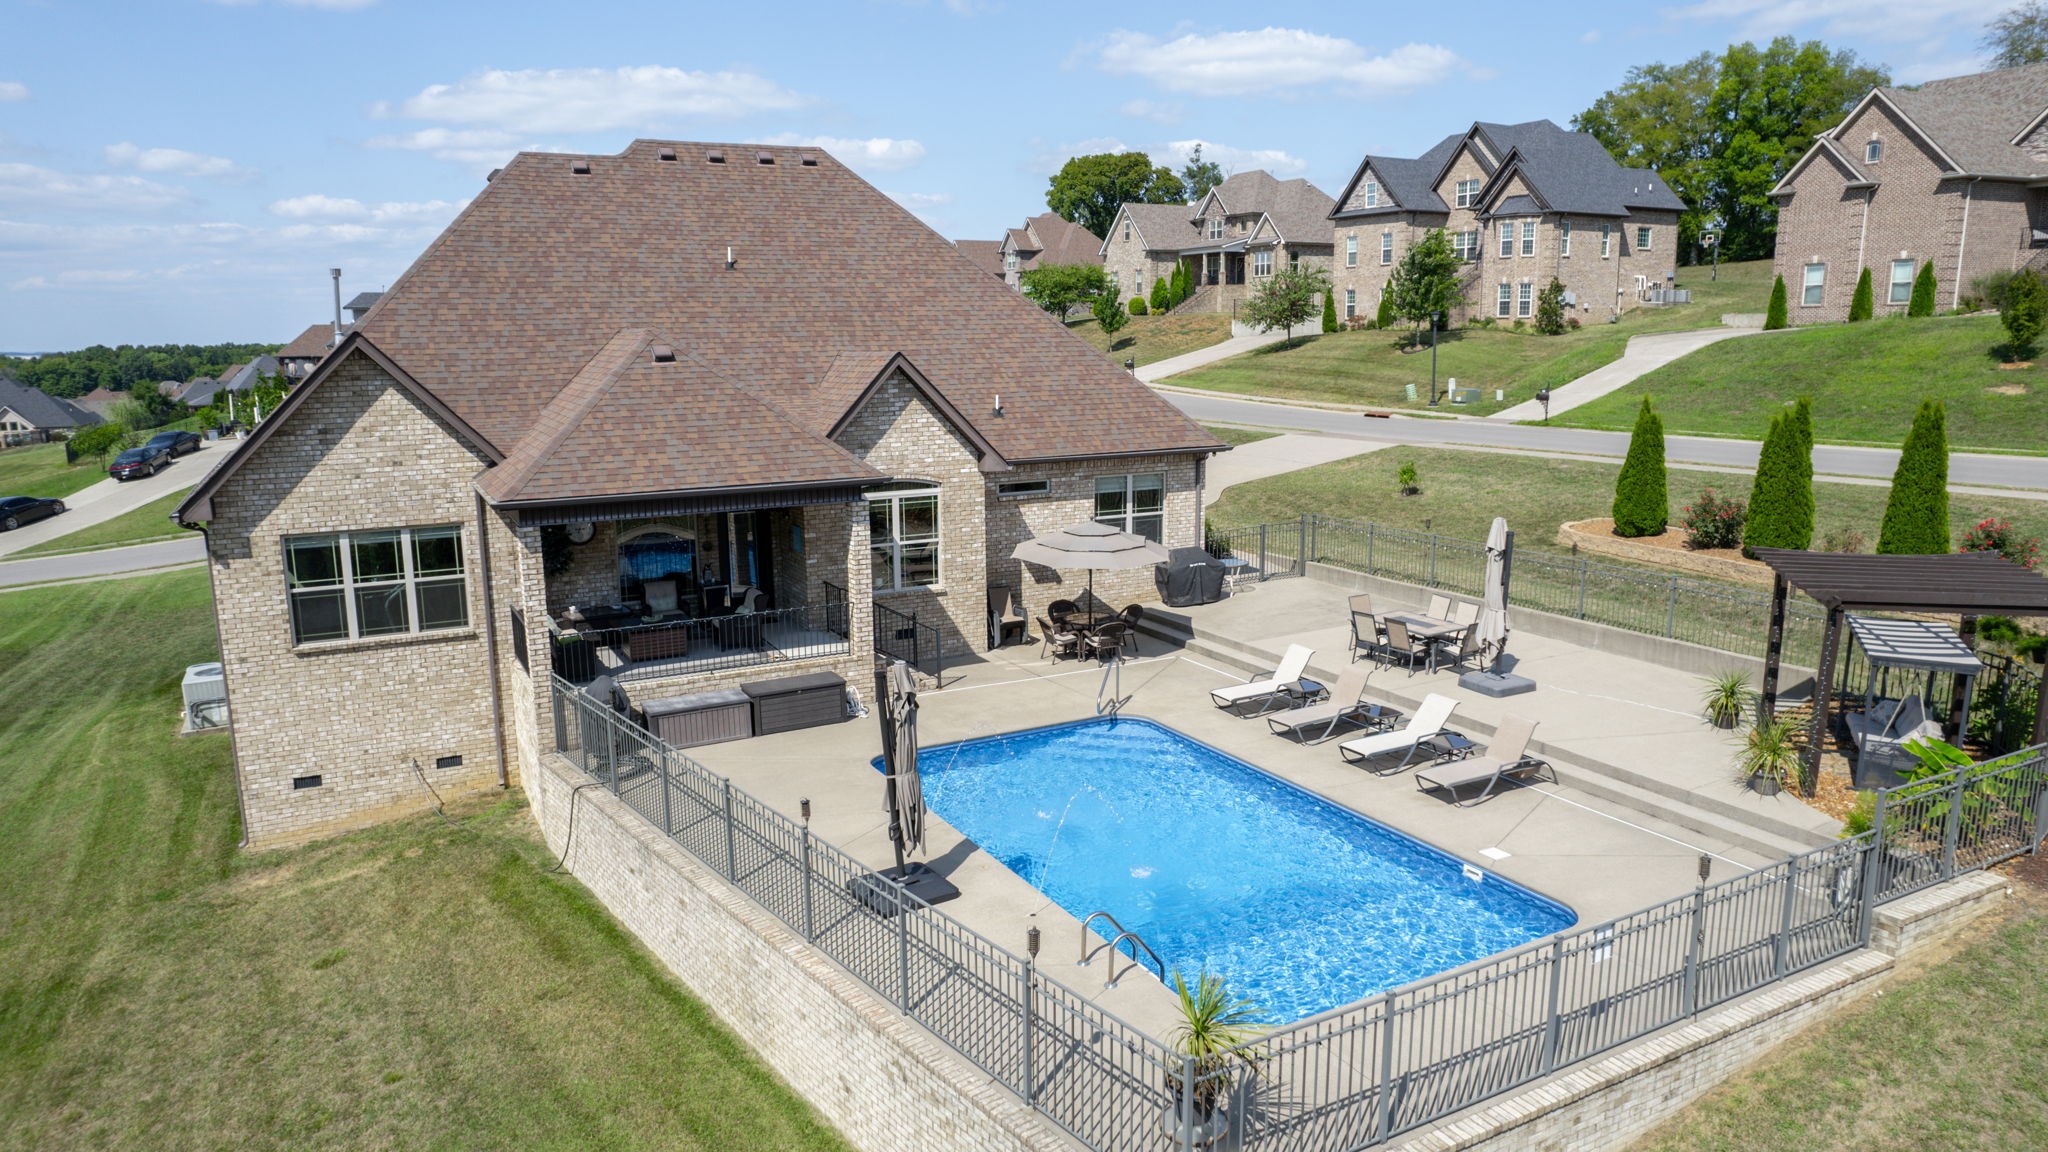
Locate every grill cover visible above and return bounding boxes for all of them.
[1156,547,1226,607]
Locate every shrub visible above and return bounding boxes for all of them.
[1959,517,2042,568]
[1149,274,1172,313]
[1822,528,1868,553]
[1375,291,1395,329]
[1535,278,1566,335]
[1847,268,1873,322]
[1972,268,2028,312]
[1682,488,1746,549]
[1321,289,1338,334]
[1743,399,1814,555]
[1908,260,1937,317]
[67,421,129,460]
[1765,275,1788,330]
[1998,269,2045,361]
[1878,399,1950,554]
[1611,395,1669,538]
[1512,317,1527,330]
[1129,296,1148,316]
[1396,460,1419,495]
[1566,315,1581,330]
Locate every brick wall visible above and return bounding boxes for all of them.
[1098,222,1177,311]
[983,453,1203,621]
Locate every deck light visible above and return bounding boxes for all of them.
[1027,925,1041,960]
[800,797,811,825]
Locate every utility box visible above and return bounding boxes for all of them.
[182,662,228,730]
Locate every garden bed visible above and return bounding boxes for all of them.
[1557,518,1776,586]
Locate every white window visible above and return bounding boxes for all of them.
[1253,249,1272,276]
[868,486,940,592]
[1866,139,1883,164]
[1560,220,1572,257]
[1499,223,1515,258]
[1363,181,1379,208]
[1451,230,1479,262]
[1004,253,1018,273]
[1134,272,1143,298]
[1600,224,1612,258]
[1344,288,1357,319]
[1123,220,1131,241]
[1455,178,1480,208]
[1636,226,1652,251]
[997,479,1049,498]
[1889,259,1916,305]
[1095,474,1165,542]
[1346,234,1358,267]
[285,526,468,645]
[1497,282,1512,317]
[1517,281,1533,318]
[1380,231,1393,265]
[1803,263,1827,307]
[1521,220,1536,257]
[1208,218,1223,240]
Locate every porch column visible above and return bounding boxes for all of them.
[1759,573,1788,722]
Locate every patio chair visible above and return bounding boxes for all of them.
[1426,593,1452,620]
[988,587,1028,649]
[1383,618,1434,676]
[1434,624,1480,673]
[644,579,680,615]
[1267,663,1393,745]
[1348,594,1385,664]
[1118,604,1145,656]
[1038,616,1082,661]
[1413,715,1554,806]
[1337,693,1460,771]
[1452,600,1480,626]
[1209,644,1318,717]
[1085,621,1128,662]
[1048,598,1080,627]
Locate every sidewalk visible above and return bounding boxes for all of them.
[1490,327,1765,421]
[1135,326,1301,383]
[1202,433,1385,507]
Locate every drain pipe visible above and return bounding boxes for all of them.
[1953,177,1980,311]
[474,490,509,789]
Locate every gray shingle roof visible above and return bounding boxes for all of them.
[0,376,101,429]
[1020,212,1102,266]
[1881,61,2048,178]
[953,239,1005,279]
[1336,122,1684,223]
[1119,201,1203,249]
[1134,170,1333,246]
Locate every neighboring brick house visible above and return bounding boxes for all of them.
[952,239,1005,282]
[1329,121,1684,326]
[277,322,336,381]
[1770,62,2048,324]
[992,212,1103,289]
[174,140,1222,849]
[0,375,100,444]
[1099,170,1337,313]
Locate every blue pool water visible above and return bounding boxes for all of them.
[903,717,1575,1021]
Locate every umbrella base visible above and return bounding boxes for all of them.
[1458,670,1536,698]
[849,863,961,915]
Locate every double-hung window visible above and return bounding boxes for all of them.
[1096,473,1165,542]
[1455,178,1480,208]
[1344,288,1357,319]
[1451,230,1479,262]
[1207,218,1223,240]
[285,526,468,645]
[1804,263,1827,306]
[1497,282,1512,317]
[1252,249,1272,276]
[1866,139,1883,164]
[1499,223,1515,258]
[1123,220,1131,241]
[1345,234,1358,267]
[1380,231,1393,265]
[1888,259,1916,305]
[1363,181,1379,208]
[1600,224,1612,258]
[1520,220,1536,257]
[1560,220,1572,257]
[868,485,940,592]
[1517,281,1534,318]
[1636,226,1652,251]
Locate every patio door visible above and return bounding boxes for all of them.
[723,511,774,596]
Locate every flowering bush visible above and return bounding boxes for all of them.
[1681,488,1746,550]
[1959,518,2041,568]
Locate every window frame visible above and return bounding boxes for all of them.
[1888,259,1915,305]
[1380,230,1393,265]
[1094,473,1166,542]
[1207,217,1223,240]
[283,525,469,646]
[1499,222,1515,258]
[996,479,1049,498]
[866,485,942,593]
[1866,139,1883,164]
[1520,220,1536,258]
[1252,249,1272,277]
[1123,219,1131,241]
[1345,233,1358,267]
[1636,226,1652,251]
[1600,224,1612,258]
[1804,262,1828,307]
[1344,288,1357,319]
[1517,281,1534,318]
[1363,180,1379,208]
[1455,178,1480,209]
[1497,282,1512,318]
[1560,220,1572,257]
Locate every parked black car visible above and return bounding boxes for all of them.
[109,443,172,481]
[145,429,202,457]
[0,495,65,531]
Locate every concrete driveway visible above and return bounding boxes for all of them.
[1490,326,1770,421]
[0,437,230,559]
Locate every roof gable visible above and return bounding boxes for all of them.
[0,377,97,429]
[1874,61,2048,178]
[827,353,1008,472]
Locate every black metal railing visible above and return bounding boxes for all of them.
[874,599,944,681]
[548,602,850,684]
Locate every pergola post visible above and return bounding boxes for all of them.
[1760,574,1789,722]
[1950,615,1977,739]
[1802,605,1844,796]
[2034,676,2048,747]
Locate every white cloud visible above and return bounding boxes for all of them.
[0,81,26,102]
[1119,99,1183,123]
[1665,0,2007,43]
[1098,28,1464,96]
[376,66,809,135]
[105,142,249,180]
[1162,139,1308,177]
[366,127,531,169]
[759,134,926,172]
[268,194,465,224]
[1580,29,1602,43]
[890,191,952,210]
[0,162,189,213]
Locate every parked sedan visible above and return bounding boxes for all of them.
[144,429,203,457]
[109,443,172,481]
[0,495,65,531]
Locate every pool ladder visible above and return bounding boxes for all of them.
[1078,910,1166,989]
[1096,654,1129,716]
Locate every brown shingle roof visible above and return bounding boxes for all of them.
[1020,212,1102,267]
[1881,61,2048,178]
[357,139,1217,491]
[954,239,1005,279]
[278,322,335,360]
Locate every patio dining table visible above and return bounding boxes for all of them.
[1380,611,1464,674]
[1056,605,1120,631]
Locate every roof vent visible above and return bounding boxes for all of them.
[650,345,676,363]
[799,153,819,167]
[486,168,501,182]
[657,146,677,162]
[707,149,726,164]
[570,159,592,175]
[756,151,775,165]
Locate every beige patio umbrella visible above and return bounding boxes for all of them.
[883,659,925,857]
[1476,516,1511,670]
[1010,521,1172,605]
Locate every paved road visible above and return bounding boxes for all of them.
[0,536,206,589]
[1491,326,1769,421]
[1170,390,2048,490]
[0,438,230,558]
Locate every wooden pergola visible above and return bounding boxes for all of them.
[1752,549,2048,784]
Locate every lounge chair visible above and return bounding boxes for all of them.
[1209,644,1318,717]
[1267,663,1394,745]
[987,586,1028,649]
[1337,693,1460,770]
[1414,715,1554,806]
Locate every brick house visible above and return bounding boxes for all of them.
[952,239,1006,282]
[1770,62,2048,324]
[1098,170,1337,313]
[0,375,100,445]
[277,322,336,382]
[173,140,1222,849]
[1328,121,1684,326]
[990,212,1102,290]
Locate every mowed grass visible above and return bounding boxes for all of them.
[1203,423,1281,447]
[0,570,852,1152]
[1630,904,2048,1152]
[1205,445,2048,558]
[0,442,104,500]
[1066,310,1233,366]
[1162,259,1776,414]
[13,490,194,556]
[1556,314,2048,453]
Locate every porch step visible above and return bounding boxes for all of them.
[1136,612,1832,862]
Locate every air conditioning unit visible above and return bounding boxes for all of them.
[182,662,229,731]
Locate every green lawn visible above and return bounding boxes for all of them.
[1161,260,1776,415]
[0,570,852,1152]
[1630,904,2048,1152]
[1555,314,2048,453]
[13,489,194,556]
[1203,424,1280,447]
[1206,445,2048,558]
[1066,310,1233,366]
[0,442,104,500]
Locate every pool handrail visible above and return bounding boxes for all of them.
[1078,910,1168,987]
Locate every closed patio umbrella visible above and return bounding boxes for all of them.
[1476,516,1511,670]
[1010,521,1172,605]
[866,658,957,908]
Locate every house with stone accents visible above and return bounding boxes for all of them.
[1770,61,2048,324]
[1098,170,1336,313]
[277,322,337,382]
[1328,121,1684,327]
[173,140,1222,850]
[992,212,1103,290]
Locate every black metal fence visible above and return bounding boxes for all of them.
[546,603,851,684]
[874,599,945,681]
[550,675,2046,1152]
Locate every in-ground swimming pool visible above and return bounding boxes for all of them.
[902,717,1575,1021]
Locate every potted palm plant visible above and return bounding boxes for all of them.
[1736,715,1799,796]
[1164,970,1264,1144]
[1699,670,1756,729]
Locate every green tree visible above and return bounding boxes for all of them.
[1743,399,1815,554]
[1985,0,2048,67]
[1612,396,1669,538]
[1149,273,1173,313]
[1017,262,1111,321]
[1386,228,1466,344]
[1046,152,1185,239]
[1128,296,1148,316]
[1878,399,1951,555]
[1242,265,1333,346]
[1375,291,1395,329]
[1091,289,1130,341]
[1321,287,1339,333]
[66,420,129,461]
[1173,260,1195,307]
[1765,274,1789,330]
[1180,144,1224,202]
[1573,52,1720,258]
[1848,267,1874,321]
[1535,278,1567,335]
[1999,269,2047,360]
[1908,261,1938,317]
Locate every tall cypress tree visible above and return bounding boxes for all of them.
[1787,397,1815,548]
[1847,268,1873,321]
[1375,291,1395,329]
[1765,275,1789,330]
[1612,395,1669,538]
[1321,288,1339,333]
[1908,261,1938,317]
[1878,399,1951,554]
[1743,399,1815,555]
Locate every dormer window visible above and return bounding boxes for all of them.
[1866,138,1883,164]
[1364,181,1379,208]
[1208,218,1223,240]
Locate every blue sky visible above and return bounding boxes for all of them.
[0,0,2012,350]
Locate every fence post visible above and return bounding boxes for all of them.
[1375,998,1399,1142]
[1179,1053,1198,1152]
[1576,558,1588,620]
[1428,533,1438,586]
[722,778,738,881]
[1366,522,1375,574]
[897,888,912,1014]
[800,826,816,941]
[1666,576,1679,639]
[1309,514,1319,568]
[1773,858,1796,978]
[605,716,620,795]
[1940,768,1968,879]
[1258,524,1268,581]
[658,750,673,835]
[1858,791,1889,944]
[911,611,922,677]
[1683,882,1706,1015]
[1540,938,1565,1073]
[2035,786,2048,854]
[1020,956,1035,1104]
